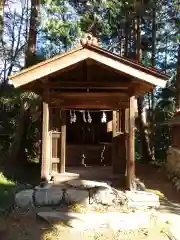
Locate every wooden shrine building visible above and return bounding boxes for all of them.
[9,35,167,189]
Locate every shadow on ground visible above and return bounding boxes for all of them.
[136,163,180,215]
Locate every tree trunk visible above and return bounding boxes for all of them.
[124,9,129,57]
[5,0,40,174]
[0,0,4,40]
[135,0,153,162]
[149,1,156,161]
[176,46,180,109]
[25,0,39,67]
[137,97,153,162]
[3,104,31,179]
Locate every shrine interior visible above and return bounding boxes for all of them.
[50,109,113,172]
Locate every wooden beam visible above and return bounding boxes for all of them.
[49,91,129,109]
[49,101,128,109]
[47,81,131,90]
[126,96,136,190]
[60,110,66,173]
[41,87,50,180]
[50,91,128,100]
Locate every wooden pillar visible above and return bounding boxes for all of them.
[41,88,50,180]
[112,110,126,175]
[112,111,117,138]
[60,110,66,173]
[127,96,136,190]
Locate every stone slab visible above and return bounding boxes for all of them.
[66,179,111,189]
[126,191,159,202]
[126,191,160,208]
[37,211,151,231]
[128,201,160,208]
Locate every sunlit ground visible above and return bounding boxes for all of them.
[0,210,170,240]
[0,164,179,240]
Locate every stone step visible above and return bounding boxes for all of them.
[126,191,160,208]
[128,201,160,208]
[126,191,159,202]
[37,211,151,231]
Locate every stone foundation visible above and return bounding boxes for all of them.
[15,180,159,210]
[166,146,180,192]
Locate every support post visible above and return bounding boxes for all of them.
[41,88,50,180]
[112,111,117,138]
[112,110,126,176]
[127,96,136,190]
[60,110,66,173]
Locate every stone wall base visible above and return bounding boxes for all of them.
[166,146,180,192]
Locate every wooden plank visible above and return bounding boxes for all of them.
[107,120,112,132]
[86,59,91,82]
[112,109,127,175]
[41,87,50,180]
[52,158,60,163]
[126,96,136,190]
[50,91,128,99]
[60,110,66,173]
[47,81,131,90]
[49,101,129,109]
[121,109,126,133]
[51,132,61,138]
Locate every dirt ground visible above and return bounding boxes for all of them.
[136,164,180,203]
[0,163,179,240]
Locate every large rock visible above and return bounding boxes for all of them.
[65,189,89,206]
[34,185,63,206]
[90,186,116,205]
[15,189,34,208]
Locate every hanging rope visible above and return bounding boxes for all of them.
[101,111,107,123]
[87,111,92,123]
[82,110,87,123]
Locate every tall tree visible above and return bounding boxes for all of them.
[0,0,4,39]
[135,0,154,162]
[39,0,81,57]
[4,0,41,180]
[149,0,156,161]
[176,47,180,109]
[25,0,39,67]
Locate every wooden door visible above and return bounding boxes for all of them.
[50,131,61,173]
[112,110,127,175]
[49,109,66,174]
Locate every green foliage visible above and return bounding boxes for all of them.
[0,172,16,212]
[0,84,41,163]
[40,0,82,55]
[154,80,176,161]
[0,85,21,155]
